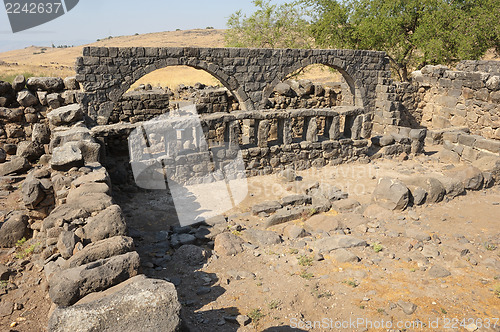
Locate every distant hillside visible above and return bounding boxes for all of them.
[0,29,226,82]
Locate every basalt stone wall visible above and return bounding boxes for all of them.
[0,76,81,173]
[411,63,500,139]
[91,107,375,185]
[75,47,391,127]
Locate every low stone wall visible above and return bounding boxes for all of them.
[411,63,500,139]
[427,127,500,162]
[0,76,81,164]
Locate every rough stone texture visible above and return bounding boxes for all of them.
[0,156,30,176]
[47,104,84,126]
[404,177,445,203]
[445,166,484,190]
[32,123,51,144]
[48,251,140,306]
[242,229,281,246]
[331,248,360,263]
[83,205,127,243]
[427,265,451,278]
[76,47,390,125]
[17,89,38,107]
[214,232,245,256]
[48,275,181,332]
[64,236,134,269]
[252,201,282,215]
[305,214,341,233]
[51,142,84,171]
[27,77,64,92]
[405,229,431,242]
[0,211,28,248]
[172,244,210,266]
[57,230,77,259]
[331,198,361,213]
[265,207,306,228]
[372,178,410,210]
[312,235,367,253]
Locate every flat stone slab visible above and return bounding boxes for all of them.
[312,235,367,253]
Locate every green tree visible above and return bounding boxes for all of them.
[225,0,313,49]
[305,0,500,81]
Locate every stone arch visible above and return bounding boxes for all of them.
[262,61,365,109]
[115,59,251,111]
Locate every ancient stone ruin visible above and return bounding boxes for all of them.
[0,48,499,331]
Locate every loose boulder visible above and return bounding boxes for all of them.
[47,104,84,127]
[0,211,29,248]
[0,156,30,176]
[64,236,134,269]
[214,232,244,256]
[48,275,181,332]
[372,178,410,210]
[48,251,141,306]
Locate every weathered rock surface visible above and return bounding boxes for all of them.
[48,275,181,332]
[64,236,133,269]
[48,251,140,306]
[242,229,281,246]
[47,104,84,126]
[445,166,484,190]
[26,77,64,92]
[252,201,282,215]
[51,142,84,171]
[83,205,127,243]
[372,178,410,210]
[172,244,210,266]
[313,235,367,253]
[305,214,341,233]
[214,232,244,256]
[0,211,28,248]
[0,156,30,176]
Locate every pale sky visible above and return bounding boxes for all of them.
[0,0,288,52]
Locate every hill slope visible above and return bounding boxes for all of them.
[0,29,226,83]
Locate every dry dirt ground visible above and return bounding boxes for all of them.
[1,146,499,331]
[109,145,500,332]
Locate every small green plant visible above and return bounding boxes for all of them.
[410,268,416,272]
[372,242,383,253]
[256,282,263,287]
[494,284,500,299]
[15,243,38,259]
[342,279,359,288]
[268,300,281,310]
[359,305,365,309]
[0,280,7,289]
[299,270,314,280]
[298,255,313,266]
[16,237,27,247]
[484,242,497,251]
[441,308,447,314]
[377,308,386,314]
[289,248,299,255]
[231,230,242,236]
[248,308,264,322]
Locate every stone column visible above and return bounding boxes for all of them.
[326,115,341,140]
[278,118,292,145]
[305,117,318,142]
[225,120,241,149]
[257,120,270,148]
[351,115,363,140]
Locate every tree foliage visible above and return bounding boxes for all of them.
[225,0,313,49]
[306,0,499,80]
[226,0,499,81]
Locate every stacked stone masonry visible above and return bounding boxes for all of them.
[75,47,391,127]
